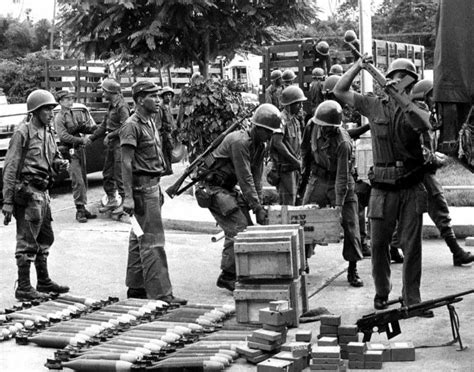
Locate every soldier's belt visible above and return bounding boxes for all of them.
[310,165,336,180]
[133,174,160,188]
[22,175,50,191]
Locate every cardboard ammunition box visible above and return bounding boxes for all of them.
[320,324,339,335]
[310,357,341,365]
[338,334,359,344]
[266,205,343,245]
[295,329,312,342]
[259,308,297,327]
[245,225,305,275]
[317,333,338,339]
[337,325,358,336]
[366,342,390,362]
[281,342,311,358]
[364,361,383,369]
[346,342,366,354]
[348,352,364,361]
[248,335,284,346]
[252,329,284,342]
[311,346,341,359]
[236,345,266,358]
[274,351,307,372]
[364,350,384,362]
[234,279,307,325]
[340,350,348,360]
[247,353,272,364]
[248,340,282,352]
[269,300,290,311]
[309,361,339,370]
[320,315,342,326]
[317,337,338,346]
[257,357,293,372]
[348,360,365,369]
[390,342,415,361]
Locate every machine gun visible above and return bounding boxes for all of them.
[343,30,431,133]
[166,107,256,198]
[356,289,474,350]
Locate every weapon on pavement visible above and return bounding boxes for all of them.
[356,289,474,350]
[344,30,431,133]
[165,106,256,198]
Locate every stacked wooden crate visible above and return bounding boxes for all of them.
[233,224,309,326]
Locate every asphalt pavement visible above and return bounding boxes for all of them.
[0,164,473,371]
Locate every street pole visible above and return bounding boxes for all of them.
[50,0,57,50]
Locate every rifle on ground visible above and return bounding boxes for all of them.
[166,107,256,198]
[356,289,474,350]
[343,30,431,133]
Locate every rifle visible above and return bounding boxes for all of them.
[356,289,474,350]
[343,30,431,133]
[165,107,256,198]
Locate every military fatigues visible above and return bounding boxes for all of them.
[156,104,177,175]
[303,125,363,263]
[354,94,428,306]
[91,96,130,198]
[2,122,61,265]
[119,111,172,299]
[270,109,302,205]
[198,129,265,276]
[265,85,282,109]
[308,80,324,114]
[55,108,94,207]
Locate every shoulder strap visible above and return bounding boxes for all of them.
[16,126,30,181]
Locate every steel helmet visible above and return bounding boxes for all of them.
[160,86,175,97]
[329,64,343,76]
[281,69,297,83]
[315,41,330,56]
[311,100,342,127]
[312,67,325,79]
[386,58,418,81]
[27,89,58,113]
[322,75,341,94]
[270,70,282,81]
[411,79,433,101]
[101,78,121,94]
[280,86,307,106]
[251,103,282,132]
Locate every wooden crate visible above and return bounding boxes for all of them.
[234,277,308,325]
[266,205,343,245]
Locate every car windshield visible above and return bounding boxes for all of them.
[0,104,28,137]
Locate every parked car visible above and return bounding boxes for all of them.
[0,103,106,203]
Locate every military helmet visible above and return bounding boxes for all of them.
[251,103,282,132]
[329,64,343,76]
[386,58,418,81]
[312,67,325,79]
[160,86,175,97]
[27,89,58,113]
[411,79,433,101]
[101,78,121,94]
[281,69,297,83]
[322,75,341,94]
[311,100,342,127]
[270,70,283,81]
[280,86,307,106]
[315,41,330,56]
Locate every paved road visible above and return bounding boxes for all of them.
[0,174,473,371]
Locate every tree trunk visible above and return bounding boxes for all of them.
[199,31,210,79]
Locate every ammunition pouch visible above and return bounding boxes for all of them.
[195,183,214,209]
[370,164,424,190]
[14,180,33,206]
[58,144,71,161]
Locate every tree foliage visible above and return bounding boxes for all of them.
[57,0,318,77]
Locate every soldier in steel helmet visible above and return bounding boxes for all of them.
[2,89,70,301]
[54,90,97,223]
[195,103,281,292]
[335,58,434,314]
[156,86,177,176]
[329,64,344,77]
[119,80,186,305]
[265,70,283,108]
[281,69,297,89]
[314,40,331,74]
[90,78,130,216]
[268,86,306,206]
[308,67,325,114]
[303,100,365,287]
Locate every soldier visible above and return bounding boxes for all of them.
[268,86,306,205]
[119,80,186,304]
[2,89,70,300]
[265,70,283,108]
[90,78,130,215]
[329,64,344,77]
[313,40,331,74]
[281,69,297,89]
[195,104,281,291]
[156,86,177,176]
[54,90,97,223]
[390,79,474,266]
[302,100,364,287]
[308,67,325,114]
[335,58,434,315]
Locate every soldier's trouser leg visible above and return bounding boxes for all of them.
[125,185,172,299]
[278,171,298,206]
[369,189,398,301]
[398,185,426,305]
[425,174,454,239]
[358,203,368,247]
[111,141,124,198]
[102,144,116,197]
[341,193,363,262]
[69,153,87,206]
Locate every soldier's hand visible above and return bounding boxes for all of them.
[360,54,373,68]
[123,198,135,216]
[82,137,92,146]
[255,206,267,225]
[103,134,111,146]
[2,203,13,225]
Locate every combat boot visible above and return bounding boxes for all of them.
[15,260,50,301]
[99,194,119,213]
[35,254,70,294]
[216,271,236,292]
[75,208,87,223]
[390,246,404,264]
[159,295,188,306]
[127,287,147,299]
[446,236,474,266]
[361,243,371,257]
[347,262,363,287]
[83,208,97,219]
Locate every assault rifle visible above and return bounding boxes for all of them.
[343,30,431,133]
[166,106,256,198]
[356,289,474,350]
